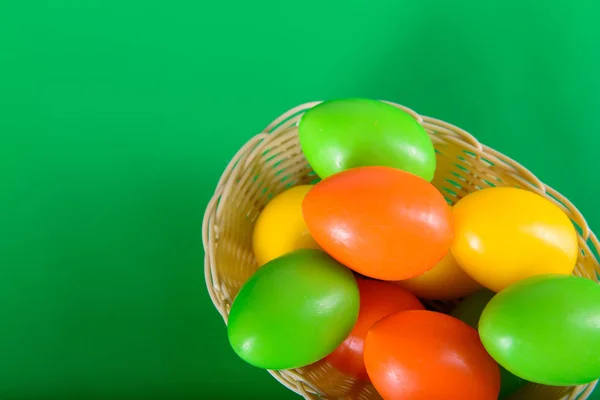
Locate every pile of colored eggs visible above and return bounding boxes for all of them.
[226,98,600,400]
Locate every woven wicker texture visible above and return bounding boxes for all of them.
[202,101,600,400]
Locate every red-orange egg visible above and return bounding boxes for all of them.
[325,277,424,380]
[364,310,500,400]
[302,166,453,281]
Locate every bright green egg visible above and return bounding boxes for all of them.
[298,98,436,181]
[227,248,360,370]
[479,274,600,386]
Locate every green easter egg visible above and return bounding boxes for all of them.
[451,289,496,329]
[451,289,528,399]
[479,274,600,386]
[227,248,360,370]
[298,98,436,181]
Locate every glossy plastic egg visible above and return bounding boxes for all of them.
[302,166,453,281]
[325,277,424,380]
[452,187,578,292]
[364,310,500,400]
[479,274,600,386]
[252,185,320,266]
[451,289,528,399]
[298,98,436,181]
[394,250,481,300]
[450,289,496,329]
[227,249,359,370]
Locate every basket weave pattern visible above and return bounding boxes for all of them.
[202,101,600,400]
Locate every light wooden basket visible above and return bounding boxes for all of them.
[202,101,600,400]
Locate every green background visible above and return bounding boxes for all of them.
[1,0,599,399]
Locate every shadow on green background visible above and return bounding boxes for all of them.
[1,0,599,399]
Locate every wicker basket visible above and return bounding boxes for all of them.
[202,101,600,400]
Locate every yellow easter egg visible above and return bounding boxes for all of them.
[451,187,579,292]
[394,251,481,300]
[252,185,320,266]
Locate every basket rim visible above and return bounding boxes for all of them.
[201,100,600,400]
